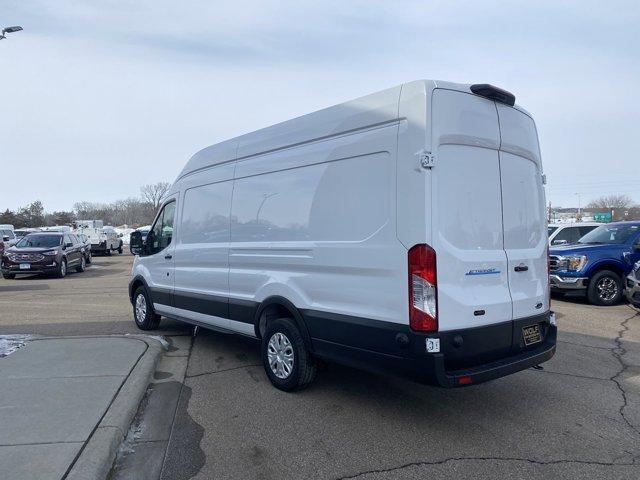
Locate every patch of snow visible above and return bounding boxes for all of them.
[0,335,33,357]
[123,333,169,350]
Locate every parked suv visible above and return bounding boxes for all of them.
[1,232,87,279]
[548,223,600,246]
[625,261,640,308]
[549,222,640,305]
[76,233,93,264]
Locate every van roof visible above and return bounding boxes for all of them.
[176,79,530,181]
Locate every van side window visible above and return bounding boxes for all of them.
[150,201,176,254]
[181,182,232,244]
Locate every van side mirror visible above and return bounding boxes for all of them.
[2,235,9,242]
[130,231,144,256]
[65,242,73,248]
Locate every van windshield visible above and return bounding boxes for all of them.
[578,224,639,245]
[16,235,63,248]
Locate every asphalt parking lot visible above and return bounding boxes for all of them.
[1,253,639,479]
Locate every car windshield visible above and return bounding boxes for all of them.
[578,224,640,245]
[16,235,62,248]
[548,226,558,236]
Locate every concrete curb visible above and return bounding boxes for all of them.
[65,335,164,480]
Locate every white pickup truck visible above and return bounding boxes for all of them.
[74,220,122,255]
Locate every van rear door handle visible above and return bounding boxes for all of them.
[514,264,528,272]
[164,254,172,260]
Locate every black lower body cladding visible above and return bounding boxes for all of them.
[138,282,556,388]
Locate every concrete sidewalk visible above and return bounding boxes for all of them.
[0,335,164,480]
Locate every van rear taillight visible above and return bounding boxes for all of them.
[408,244,438,332]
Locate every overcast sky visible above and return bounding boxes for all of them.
[1,1,639,212]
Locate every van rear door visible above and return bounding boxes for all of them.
[496,104,548,319]
[431,89,512,331]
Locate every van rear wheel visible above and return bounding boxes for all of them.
[261,318,316,391]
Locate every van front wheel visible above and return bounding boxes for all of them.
[262,318,316,391]
[133,286,161,330]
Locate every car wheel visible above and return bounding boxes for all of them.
[118,244,123,254]
[57,258,67,278]
[133,286,161,330]
[261,317,317,392]
[76,255,86,273]
[587,270,622,306]
[2,272,15,279]
[106,248,112,256]
[86,252,92,264]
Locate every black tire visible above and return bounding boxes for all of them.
[587,270,623,306]
[118,243,123,254]
[56,258,67,278]
[2,272,15,279]
[76,255,86,273]
[132,286,161,330]
[86,251,92,264]
[261,317,316,392]
[106,248,112,256]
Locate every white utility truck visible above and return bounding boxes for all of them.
[128,80,556,391]
[74,220,121,255]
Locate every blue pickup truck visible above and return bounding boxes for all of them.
[549,221,640,305]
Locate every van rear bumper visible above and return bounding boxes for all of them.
[308,311,556,388]
[429,325,556,387]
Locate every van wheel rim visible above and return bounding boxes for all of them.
[135,294,147,323]
[597,277,618,301]
[61,261,66,276]
[267,332,294,379]
[81,257,85,269]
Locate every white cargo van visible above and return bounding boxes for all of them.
[129,80,556,391]
[0,224,18,248]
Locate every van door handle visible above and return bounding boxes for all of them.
[164,254,172,260]
[514,265,528,272]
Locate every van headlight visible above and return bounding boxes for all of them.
[566,255,588,272]
[43,250,58,256]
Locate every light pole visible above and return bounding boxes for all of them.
[1,26,23,40]
[574,192,581,221]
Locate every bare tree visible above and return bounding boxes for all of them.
[586,194,635,210]
[141,182,171,210]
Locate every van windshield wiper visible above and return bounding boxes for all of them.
[579,241,604,245]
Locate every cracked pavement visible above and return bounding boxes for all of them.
[156,298,640,480]
[1,254,639,479]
